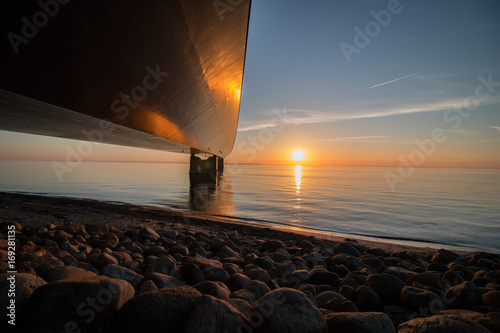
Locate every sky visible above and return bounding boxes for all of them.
[1,0,499,168]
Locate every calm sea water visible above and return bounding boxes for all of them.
[0,161,499,253]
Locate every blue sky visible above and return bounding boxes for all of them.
[1,0,499,168]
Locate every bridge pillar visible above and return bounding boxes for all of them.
[189,154,223,177]
[217,157,224,173]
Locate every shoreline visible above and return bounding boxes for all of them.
[0,191,489,256]
[0,192,492,255]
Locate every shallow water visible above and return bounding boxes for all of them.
[0,161,498,252]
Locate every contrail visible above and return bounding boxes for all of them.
[369,71,425,89]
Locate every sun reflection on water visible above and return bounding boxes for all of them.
[295,165,302,193]
[294,165,302,211]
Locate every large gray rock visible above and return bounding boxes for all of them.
[268,261,296,279]
[250,288,327,333]
[288,269,311,286]
[346,256,371,272]
[315,291,347,309]
[229,298,252,318]
[383,305,414,328]
[366,274,405,305]
[22,276,133,331]
[273,249,291,263]
[25,252,65,277]
[140,272,185,289]
[145,255,176,276]
[0,273,46,309]
[261,240,285,253]
[325,293,359,313]
[398,314,490,333]
[185,295,248,333]
[334,242,362,257]
[227,273,252,292]
[431,249,459,264]
[401,286,443,313]
[181,262,205,285]
[139,227,160,241]
[442,270,465,287]
[95,253,119,269]
[231,280,271,305]
[383,267,416,282]
[100,264,143,287]
[244,268,272,284]
[474,312,500,333]
[203,267,230,284]
[310,269,340,287]
[360,258,386,273]
[406,272,442,290]
[440,309,484,321]
[195,281,231,301]
[184,255,223,270]
[483,290,500,308]
[325,312,396,333]
[45,266,97,282]
[353,285,382,311]
[217,245,240,258]
[444,281,483,309]
[115,285,201,333]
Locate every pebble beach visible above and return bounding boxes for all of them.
[1,192,499,333]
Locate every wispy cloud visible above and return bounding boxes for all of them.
[239,96,500,132]
[369,71,426,89]
[490,126,500,133]
[319,136,389,142]
[457,139,500,144]
[443,129,478,136]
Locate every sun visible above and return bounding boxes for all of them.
[292,149,305,162]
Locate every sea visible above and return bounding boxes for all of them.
[0,160,499,253]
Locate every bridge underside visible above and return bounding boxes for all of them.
[0,0,251,163]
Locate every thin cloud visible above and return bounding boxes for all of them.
[443,129,478,136]
[489,126,500,133]
[457,139,500,144]
[369,71,425,89]
[238,95,500,132]
[320,136,389,141]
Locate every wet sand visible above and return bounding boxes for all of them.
[0,191,468,256]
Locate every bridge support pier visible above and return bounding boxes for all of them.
[217,157,224,173]
[189,154,223,180]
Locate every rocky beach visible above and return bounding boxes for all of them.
[0,192,499,332]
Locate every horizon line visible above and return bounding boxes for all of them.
[1,158,499,171]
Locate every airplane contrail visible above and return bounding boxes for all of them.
[369,71,425,89]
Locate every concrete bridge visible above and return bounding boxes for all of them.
[0,0,251,176]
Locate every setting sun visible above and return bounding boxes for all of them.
[292,149,305,162]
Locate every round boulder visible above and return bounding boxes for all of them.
[250,288,327,333]
[184,295,248,333]
[114,285,201,333]
[398,314,489,333]
[325,312,395,333]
